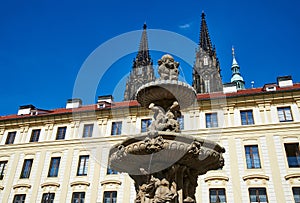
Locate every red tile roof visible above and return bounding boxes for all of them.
[1,84,300,121]
[197,83,300,100]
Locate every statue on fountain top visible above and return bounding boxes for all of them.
[158,54,179,81]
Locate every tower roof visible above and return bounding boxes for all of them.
[230,47,245,89]
[232,46,239,67]
[134,23,152,67]
[199,12,213,54]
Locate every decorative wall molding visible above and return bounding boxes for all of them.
[101,180,122,186]
[204,175,229,182]
[70,181,90,187]
[13,184,31,190]
[285,173,300,180]
[41,182,60,188]
[243,174,269,181]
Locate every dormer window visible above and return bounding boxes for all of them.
[98,103,105,109]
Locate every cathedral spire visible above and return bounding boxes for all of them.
[231,47,245,90]
[192,12,223,94]
[134,23,152,67]
[199,11,213,54]
[123,24,155,101]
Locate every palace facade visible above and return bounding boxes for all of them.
[0,12,300,203]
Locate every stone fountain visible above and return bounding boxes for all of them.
[109,54,225,203]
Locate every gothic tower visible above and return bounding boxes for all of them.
[231,47,245,90]
[192,12,223,93]
[124,24,155,100]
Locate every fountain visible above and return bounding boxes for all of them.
[109,54,225,203]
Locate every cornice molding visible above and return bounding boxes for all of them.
[70,181,90,187]
[101,180,122,186]
[285,173,300,180]
[243,174,269,181]
[13,184,31,190]
[204,175,229,182]
[41,182,60,188]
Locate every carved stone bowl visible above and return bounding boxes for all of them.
[136,80,197,110]
[109,131,225,176]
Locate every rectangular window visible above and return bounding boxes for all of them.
[206,113,218,128]
[0,161,8,180]
[41,193,55,203]
[293,187,300,203]
[249,188,268,203]
[20,159,33,178]
[284,143,300,167]
[177,115,184,130]
[82,124,93,138]
[209,188,226,203]
[77,155,89,176]
[111,122,122,135]
[6,131,16,144]
[245,145,261,169]
[277,107,293,122]
[48,157,61,177]
[141,119,152,132]
[103,191,117,203]
[240,110,254,125]
[13,194,26,203]
[30,129,41,142]
[71,192,85,203]
[107,165,118,175]
[56,127,66,140]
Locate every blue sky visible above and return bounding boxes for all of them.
[1,0,300,115]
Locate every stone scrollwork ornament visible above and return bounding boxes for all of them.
[188,141,203,156]
[144,136,165,153]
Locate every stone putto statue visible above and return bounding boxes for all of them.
[158,54,179,81]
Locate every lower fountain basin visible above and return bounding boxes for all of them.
[109,131,225,176]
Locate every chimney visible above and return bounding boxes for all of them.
[18,104,36,115]
[277,76,293,88]
[223,83,237,93]
[66,98,82,109]
[97,95,113,109]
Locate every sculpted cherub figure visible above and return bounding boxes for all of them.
[158,54,179,81]
[148,103,167,131]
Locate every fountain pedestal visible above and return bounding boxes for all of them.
[109,54,225,203]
